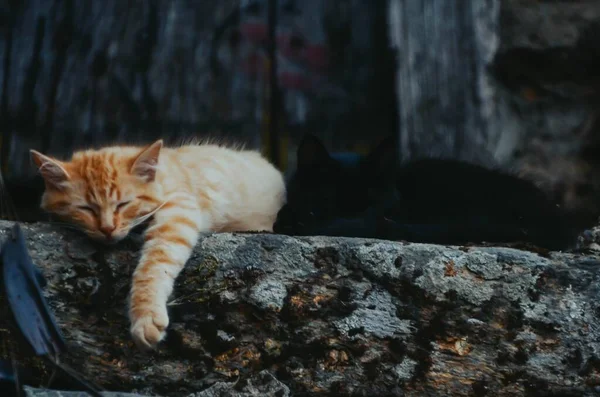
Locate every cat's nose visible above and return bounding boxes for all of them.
[99,225,116,238]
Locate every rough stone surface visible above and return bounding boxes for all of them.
[500,0,600,50]
[494,0,600,217]
[2,220,600,396]
[23,370,289,397]
[24,386,142,397]
[385,0,600,219]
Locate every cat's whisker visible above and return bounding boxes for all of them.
[167,293,202,306]
[129,193,190,229]
[129,207,166,229]
[167,286,227,306]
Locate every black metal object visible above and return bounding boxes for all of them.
[0,359,16,386]
[2,224,66,357]
[0,223,103,396]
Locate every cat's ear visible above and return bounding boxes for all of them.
[131,139,163,182]
[364,135,397,175]
[30,150,70,190]
[296,134,331,169]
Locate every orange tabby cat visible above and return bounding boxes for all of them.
[30,139,285,350]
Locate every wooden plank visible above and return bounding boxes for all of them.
[387,0,501,163]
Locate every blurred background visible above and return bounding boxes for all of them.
[0,0,599,223]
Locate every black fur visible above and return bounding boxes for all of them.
[273,134,588,250]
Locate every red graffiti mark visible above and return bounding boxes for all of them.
[304,45,329,72]
[278,71,312,90]
[240,22,268,43]
[241,53,263,76]
[236,22,330,90]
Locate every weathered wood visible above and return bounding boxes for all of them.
[0,0,399,223]
[1,221,600,396]
[0,0,242,179]
[387,0,501,164]
[0,1,394,179]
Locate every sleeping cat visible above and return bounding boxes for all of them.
[273,134,586,250]
[30,139,285,350]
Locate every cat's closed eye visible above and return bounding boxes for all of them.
[117,201,131,210]
[77,205,94,213]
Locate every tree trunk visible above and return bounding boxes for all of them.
[1,221,600,396]
[387,0,502,164]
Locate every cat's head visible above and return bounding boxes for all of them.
[273,134,396,235]
[30,140,165,244]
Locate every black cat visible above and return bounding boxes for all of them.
[273,134,590,250]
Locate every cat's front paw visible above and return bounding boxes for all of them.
[129,305,169,350]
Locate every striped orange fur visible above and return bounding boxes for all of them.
[30,139,286,350]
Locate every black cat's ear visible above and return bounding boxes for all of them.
[296,134,332,169]
[364,135,398,175]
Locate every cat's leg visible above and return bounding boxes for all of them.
[129,201,209,350]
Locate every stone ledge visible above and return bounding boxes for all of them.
[1,221,600,396]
